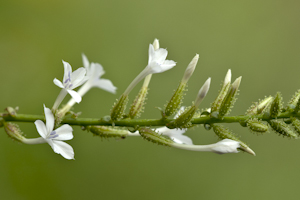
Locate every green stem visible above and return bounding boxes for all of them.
[2,112,300,127]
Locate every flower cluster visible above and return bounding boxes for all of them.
[4,39,245,160]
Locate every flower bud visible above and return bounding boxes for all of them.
[4,122,25,142]
[129,86,148,119]
[164,55,199,117]
[247,118,269,134]
[291,117,300,136]
[211,69,231,113]
[212,124,255,155]
[246,96,273,116]
[218,76,241,118]
[111,94,129,121]
[87,126,129,139]
[139,127,174,146]
[269,92,282,118]
[268,119,298,139]
[167,78,210,128]
[286,89,300,112]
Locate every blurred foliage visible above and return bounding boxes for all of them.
[1,0,300,199]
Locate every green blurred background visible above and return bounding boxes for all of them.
[1,0,300,199]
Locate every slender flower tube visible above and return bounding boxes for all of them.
[171,139,241,154]
[111,40,176,121]
[123,42,176,96]
[52,61,88,110]
[23,105,75,160]
[59,54,117,115]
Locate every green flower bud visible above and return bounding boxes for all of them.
[212,124,255,155]
[290,117,300,136]
[165,54,199,117]
[4,122,25,142]
[139,127,174,146]
[287,89,300,112]
[86,126,129,139]
[269,92,282,118]
[111,94,129,121]
[129,86,148,119]
[247,118,269,134]
[218,76,242,118]
[211,69,231,113]
[164,82,187,117]
[246,96,273,116]
[167,78,211,128]
[268,119,298,139]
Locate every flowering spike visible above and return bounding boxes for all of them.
[269,92,283,119]
[111,94,129,121]
[167,78,211,128]
[86,126,129,139]
[246,118,269,134]
[268,120,298,139]
[139,128,174,146]
[211,69,231,114]
[218,76,242,118]
[212,124,255,155]
[246,96,274,116]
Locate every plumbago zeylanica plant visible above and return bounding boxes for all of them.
[2,39,300,160]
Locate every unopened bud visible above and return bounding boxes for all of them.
[4,122,25,142]
[129,86,148,119]
[268,119,298,139]
[139,127,174,146]
[167,78,210,128]
[152,38,160,50]
[269,92,282,118]
[218,76,242,118]
[246,96,273,116]
[287,89,300,112]
[182,54,199,84]
[247,118,269,134]
[291,117,300,136]
[87,126,129,139]
[211,69,231,114]
[111,94,129,121]
[212,124,255,155]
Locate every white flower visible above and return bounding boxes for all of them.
[146,44,176,74]
[123,41,176,95]
[80,54,117,95]
[53,60,87,106]
[34,105,74,160]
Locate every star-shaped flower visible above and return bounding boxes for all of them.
[80,54,117,95]
[53,60,88,103]
[34,105,74,159]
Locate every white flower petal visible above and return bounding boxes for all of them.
[52,140,74,160]
[67,89,82,103]
[34,120,48,139]
[93,79,117,94]
[148,44,155,65]
[43,105,54,134]
[152,48,168,64]
[90,63,104,79]
[62,60,72,83]
[70,67,87,88]
[54,124,73,141]
[162,60,176,69]
[82,53,90,69]
[53,78,64,88]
